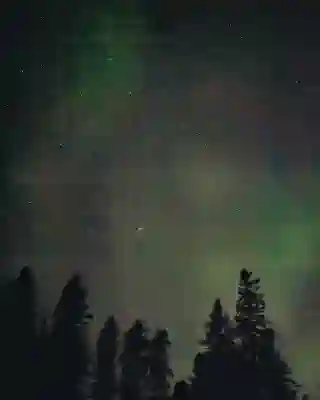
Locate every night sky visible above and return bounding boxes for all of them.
[1,0,320,395]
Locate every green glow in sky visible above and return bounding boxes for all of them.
[9,5,320,395]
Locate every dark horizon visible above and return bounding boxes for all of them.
[0,265,313,399]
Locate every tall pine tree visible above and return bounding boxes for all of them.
[200,298,230,350]
[36,317,50,400]
[93,315,120,400]
[146,328,173,399]
[234,268,268,354]
[233,268,269,400]
[14,267,38,400]
[119,319,149,400]
[190,298,235,400]
[49,274,93,400]
[259,327,301,400]
[233,269,301,400]
[0,267,37,400]
[0,276,17,400]
[172,380,189,400]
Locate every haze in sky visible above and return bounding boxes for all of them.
[3,2,320,395]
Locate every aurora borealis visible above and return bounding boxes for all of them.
[2,1,320,395]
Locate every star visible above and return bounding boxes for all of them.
[233,337,242,346]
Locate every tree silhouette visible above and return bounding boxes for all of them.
[146,328,173,399]
[10,267,38,400]
[172,380,189,400]
[199,298,230,351]
[234,268,268,348]
[119,319,149,400]
[232,269,269,400]
[0,268,36,400]
[0,266,309,400]
[49,274,93,400]
[93,315,120,400]
[190,298,236,400]
[259,327,300,400]
[0,277,14,399]
[233,269,302,400]
[36,317,50,400]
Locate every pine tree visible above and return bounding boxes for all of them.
[234,268,268,351]
[146,328,173,399]
[0,267,39,400]
[200,298,230,351]
[190,298,235,400]
[0,279,13,399]
[49,274,93,400]
[233,269,300,400]
[233,268,269,400]
[37,317,50,400]
[93,315,120,400]
[259,328,301,400]
[13,267,38,400]
[119,319,149,400]
[172,380,189,400]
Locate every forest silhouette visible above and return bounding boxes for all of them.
[0,266,311,400]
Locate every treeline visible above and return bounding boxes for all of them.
[0,267,310,400]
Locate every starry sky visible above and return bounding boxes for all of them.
[1,0,320,395]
